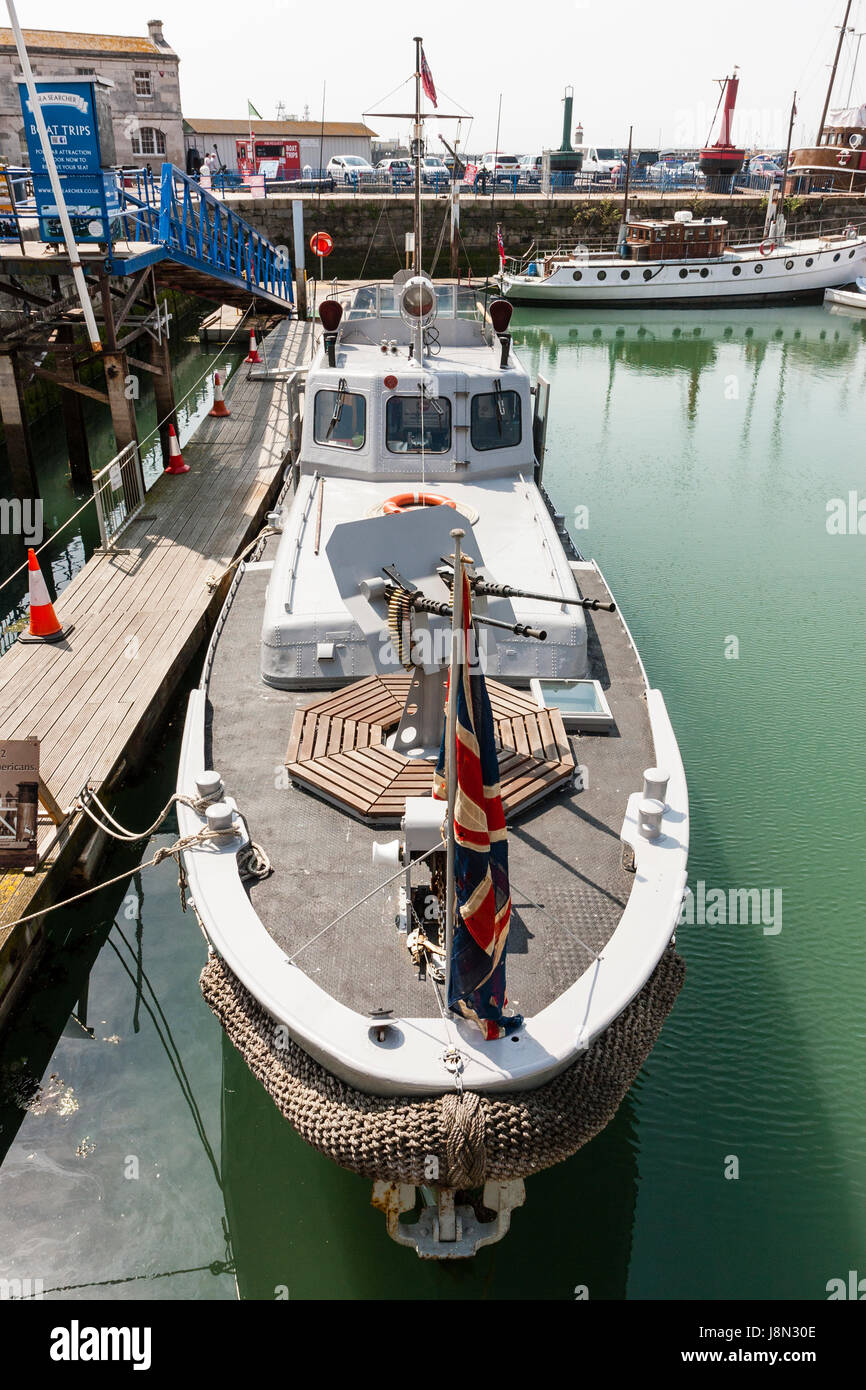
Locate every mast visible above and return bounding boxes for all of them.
[618,124,633,253]
[413,34,422,277]
[443,527,465,1011]
[817,0,855,143]
[765,90,798,239]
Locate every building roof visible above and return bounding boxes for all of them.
[184,118,378,138]
[0,27,172,57]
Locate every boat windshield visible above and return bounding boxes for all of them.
[386,394,451,453]
[471,390,522,450]
[313,387,366,449]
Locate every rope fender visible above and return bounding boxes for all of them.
[200,946,685,1186]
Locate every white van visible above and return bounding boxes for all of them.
[577,146,621,181]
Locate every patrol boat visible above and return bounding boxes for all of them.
[176,44,688,1259]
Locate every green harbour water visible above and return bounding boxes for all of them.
[0,302,864,1301]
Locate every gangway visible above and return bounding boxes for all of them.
[0,163,294,314]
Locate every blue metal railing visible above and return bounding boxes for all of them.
[108,164,293,308]
[0,166,35,242]
[200,166,783,199]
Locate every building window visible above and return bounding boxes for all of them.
[131,127,166,156]
[134,70,153,98]
[75,67,95,75]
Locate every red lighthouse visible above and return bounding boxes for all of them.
[699,72,746,187]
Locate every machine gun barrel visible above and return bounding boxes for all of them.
[383,583,547,641]
[438,560,616,612]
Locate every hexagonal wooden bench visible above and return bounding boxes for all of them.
[285,674,574,824]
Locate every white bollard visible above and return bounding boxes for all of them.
[642,767,670,805]
[206,801,235,833]
[196,770,224,803]
[637,797,665,840]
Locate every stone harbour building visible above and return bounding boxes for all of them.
[0,19,184,169]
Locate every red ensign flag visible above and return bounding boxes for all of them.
[420,48,438,108]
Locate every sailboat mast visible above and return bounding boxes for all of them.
[817,0,854,143]
[413,34,422,276]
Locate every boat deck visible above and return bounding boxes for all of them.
[205,537,654,1020]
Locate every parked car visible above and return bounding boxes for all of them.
[519,153,543,184]
[326,154,375,183]
[747,156,784,183]
[377,157,413,185]
[577,146,622,182]
[462,152,521,189]
[646,157,703,186]
[420,155,449,186]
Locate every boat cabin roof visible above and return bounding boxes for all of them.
[627,216,728,230]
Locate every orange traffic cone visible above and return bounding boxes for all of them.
[165,423,190,475]
[244,329,262,364]
[19,548,70,643]
[209,370,231,418]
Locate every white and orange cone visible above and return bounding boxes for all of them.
[165,423,190,475]
[209,370,231,418]
[244,329,262,364]
[19,548,70,643]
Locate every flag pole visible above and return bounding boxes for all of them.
[6,0,102,350]
[413,36,423,278]
[444,526,465,1009]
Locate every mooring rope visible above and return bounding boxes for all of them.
[0,826,232,935]
[205,523,281,592]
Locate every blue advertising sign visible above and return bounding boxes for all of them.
[17,78,117,242]
[18,80,104,176]
[32,172,120,243]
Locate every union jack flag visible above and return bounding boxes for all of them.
[420,47,438,109]
[433,569,522,1039]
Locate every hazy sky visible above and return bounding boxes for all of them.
[8,0,866,151]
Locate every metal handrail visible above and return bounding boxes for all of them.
[92,442,146,549]
[156,164,293,305]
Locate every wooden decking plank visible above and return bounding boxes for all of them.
[286,710,306,764]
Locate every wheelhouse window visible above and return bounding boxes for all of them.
[471,389,521,450]
[386,394,451,453]
[313,387,366,450]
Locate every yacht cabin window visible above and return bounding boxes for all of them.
[470,390,522,451]
[313,388,366,450]
[385,395,451,453]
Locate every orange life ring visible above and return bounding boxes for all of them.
[759,240,775,256]
[383,492,458,515]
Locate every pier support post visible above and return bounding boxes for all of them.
[99,273,140,483]
[0,349,40,502]
[291,199,307,319]
[55,327,92,491]
[148,326,178,473]
[103,350,139,457]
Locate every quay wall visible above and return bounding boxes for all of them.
[226,192,866,281]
